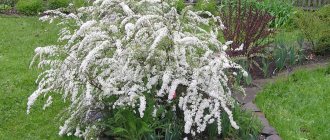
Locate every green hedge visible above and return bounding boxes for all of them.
[15,0,88,15]
[16,0,43,15]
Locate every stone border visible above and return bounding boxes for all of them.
[234,87,281,140]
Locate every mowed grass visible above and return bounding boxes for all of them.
[255,66,330,140]
[0,16,77,139]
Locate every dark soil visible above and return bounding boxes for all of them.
[0,8,19,16]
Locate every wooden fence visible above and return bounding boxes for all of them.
[185,0,330,10]
[292,0,330,10]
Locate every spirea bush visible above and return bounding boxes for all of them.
[28,0,247,139]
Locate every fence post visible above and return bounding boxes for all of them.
[313,0,317,7]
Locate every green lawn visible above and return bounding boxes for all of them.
[255,66,330,140]
[0,16,77,139]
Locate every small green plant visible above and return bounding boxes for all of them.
[288,46,296,66]
[174,0,185,13]
[104,99,184,140]
[274,44,288,71]
[16,0,43,15]
[273,32,305,73]
[104,109,154,140]
[295,35,306,63]
[104,102,262,139]
[274,44,304,73]
[297,34,304,48]
[261,58,270,77]
[48,0,69,10]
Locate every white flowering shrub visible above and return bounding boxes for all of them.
[28,0,247,139]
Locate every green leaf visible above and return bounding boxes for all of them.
[113,127,128,134]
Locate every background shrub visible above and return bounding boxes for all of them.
[315,30,330,54]
[16,0,43,15]
[48,0,69,10]
[315,5,330,54]
[317,4,330,22]
[294,5,330,54]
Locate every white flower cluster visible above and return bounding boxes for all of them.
[28,0,246,138]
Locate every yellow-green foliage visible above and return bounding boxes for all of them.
[294,5,330,54]
[317,4,330,23]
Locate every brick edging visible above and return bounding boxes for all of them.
[233,86,281,140]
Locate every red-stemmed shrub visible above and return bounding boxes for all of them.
[220,0,274,72]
